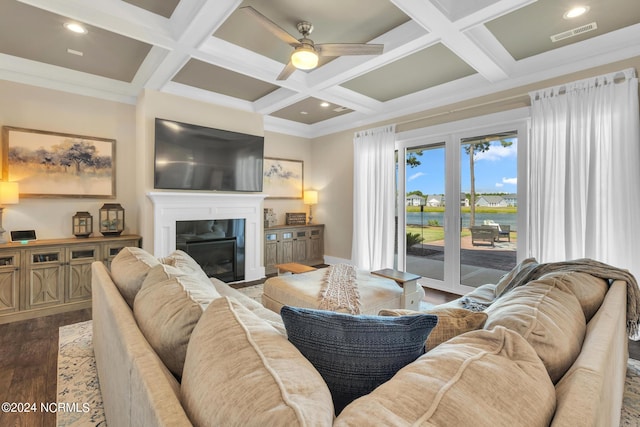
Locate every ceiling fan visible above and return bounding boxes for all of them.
[241,6,384,80]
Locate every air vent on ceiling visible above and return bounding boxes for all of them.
[551,22,597,42]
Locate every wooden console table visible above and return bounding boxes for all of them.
[371,268,422,310]
[0,234,141,324]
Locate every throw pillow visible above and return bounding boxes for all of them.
[280,306,438,415]
[110,247,160,307]
[181,297,334,426]
[484,277,586,383]
[134,263,221,378]
[157,249,210,283]
[379,307,488,351]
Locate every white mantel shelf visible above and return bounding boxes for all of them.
[147,191,267,282]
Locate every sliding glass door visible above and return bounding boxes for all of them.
[396,112,528,295]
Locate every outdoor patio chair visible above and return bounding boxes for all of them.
[470,226,496,246]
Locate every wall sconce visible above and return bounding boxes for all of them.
[99,203,124,236]
[72,211,93,238]
[0,182,19,244]
[303,190,318,224]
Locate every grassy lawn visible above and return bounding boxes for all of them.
[406,206,517,214]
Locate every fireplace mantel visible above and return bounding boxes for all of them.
[147,191,267,281]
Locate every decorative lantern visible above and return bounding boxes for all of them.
[72,211,93,238]
[99,203,124,236]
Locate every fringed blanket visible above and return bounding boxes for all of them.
[461,258,640,340]
[318,264,361,314]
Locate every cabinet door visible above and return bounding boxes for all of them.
[279,231,294,264]
[0,253,20,315]
[67,245,99,302]
[264,232,279,273]
[293,230,308,262]
[307,227,324,262]
[26,249,64,309]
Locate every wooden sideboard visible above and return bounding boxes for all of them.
[0,234,141,324]
[264,224,324,275]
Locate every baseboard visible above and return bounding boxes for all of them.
[323,255,353,265]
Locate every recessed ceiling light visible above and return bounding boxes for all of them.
[563,6,590,19]
[320,102,330,107]
[300,111,309,115]
[64,22,88,34]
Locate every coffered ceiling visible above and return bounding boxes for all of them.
[1,0,639,137]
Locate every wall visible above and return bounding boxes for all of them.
[263,131,313,225]
[0,80,137,240]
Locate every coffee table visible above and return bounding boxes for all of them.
[275,262,317,275]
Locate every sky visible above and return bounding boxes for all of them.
[405,139,517,195]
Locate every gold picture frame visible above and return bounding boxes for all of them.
[2,126,116,198]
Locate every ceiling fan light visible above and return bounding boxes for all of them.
[291,47,318,70]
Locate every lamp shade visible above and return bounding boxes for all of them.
[0,182,19,205]
[304,190,318,205]
[291,46,318,70]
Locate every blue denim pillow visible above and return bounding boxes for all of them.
[281,306,438,415]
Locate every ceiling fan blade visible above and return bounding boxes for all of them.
[276,61,297,81]
[240,6,300,47]
[316,43,384,57]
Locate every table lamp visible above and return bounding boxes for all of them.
[0,181,19,244]
[303,190,318,224]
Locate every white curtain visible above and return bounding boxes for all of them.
[528,68,640,279]
[351,125,396,271]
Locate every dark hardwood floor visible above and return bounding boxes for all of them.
[0,309,91,427]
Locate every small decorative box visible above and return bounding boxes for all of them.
[285,212,307,225]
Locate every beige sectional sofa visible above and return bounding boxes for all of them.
[92,247,630,426]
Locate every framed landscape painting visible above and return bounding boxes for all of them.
[263,157,303,199]
[2,126,116,198]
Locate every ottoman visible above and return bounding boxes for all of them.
[262,267,416,315]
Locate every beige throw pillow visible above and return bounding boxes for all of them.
[110,247,160,307]
[539,271,608,322]
[158,249,210,282]
[484,277,586,383]
[379,307,488,351]
[133,263,221,378]
[334,326,556,426]
[181,297,334,426]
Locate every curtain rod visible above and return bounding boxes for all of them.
[394,93,529,128]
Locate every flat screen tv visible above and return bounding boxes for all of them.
[154,118,264,192]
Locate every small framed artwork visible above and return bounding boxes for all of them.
[263,157,303,199]
[2,126,116,198]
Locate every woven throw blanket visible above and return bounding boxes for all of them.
[318,264,361,314]
[461,258,640,340]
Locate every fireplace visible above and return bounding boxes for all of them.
[147,192,266,282]
[176,219,245,282]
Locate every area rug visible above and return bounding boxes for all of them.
[58,317,640,426]
[57,320,106,427]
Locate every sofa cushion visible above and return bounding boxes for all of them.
[134,263,221,378]
[539,271,608,322]
[378,307,488,351]
[334,326,556,426]
[110,247,160,307]
[181,297,334,426]
[281,306,438,415]
[158,249,210,283]
[484,278,586,383]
